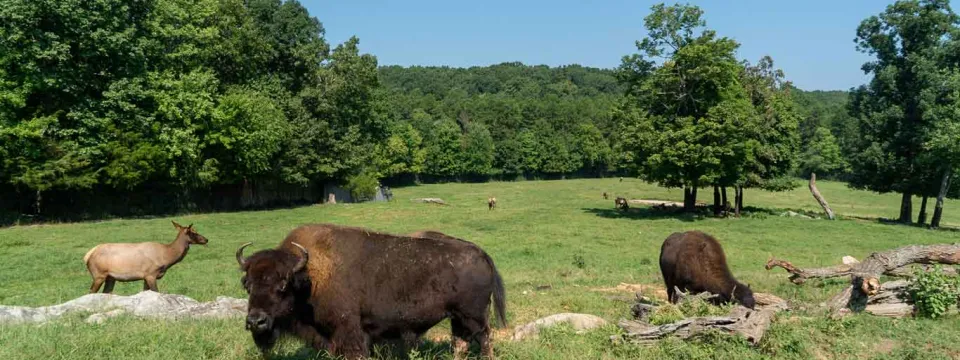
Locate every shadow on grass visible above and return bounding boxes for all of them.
[269,339,456,360]
[845,214,960,233]
[583,205,836,223]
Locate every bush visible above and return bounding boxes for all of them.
[344,171,380,202]
[908,265,960,318]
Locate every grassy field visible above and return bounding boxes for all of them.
[1,178,959,359]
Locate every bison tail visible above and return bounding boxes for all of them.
[484,253,507,328]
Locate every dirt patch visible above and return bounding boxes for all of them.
[875,339,898,355]
[591,283,668,301]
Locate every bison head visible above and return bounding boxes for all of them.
[236,242,310,351]
[732,283,756,310]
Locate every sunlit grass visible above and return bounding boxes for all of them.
[0,178,958,359]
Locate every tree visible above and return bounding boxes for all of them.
[424,119,464,178]
[460,122,495,177]
[616,3,751,212]
[799,127,849,178]
[924,69,960,228]
[375,122,426,179]
[848,0,960,224]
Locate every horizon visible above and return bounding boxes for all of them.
[303,0,955,92]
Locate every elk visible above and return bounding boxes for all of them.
[83,221,208,293]
[603,192,608,200]
[615,197,629,211]
[488,197,497,210]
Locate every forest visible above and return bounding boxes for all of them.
[0,0,957,226]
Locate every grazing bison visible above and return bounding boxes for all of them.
[488,197,497,210]
[236,224,507,359]
[615,197,629,211]
[658,231,755,309]
[83,221,208,293]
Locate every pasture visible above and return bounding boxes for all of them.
[1,178,959,359]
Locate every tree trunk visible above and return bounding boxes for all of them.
[918,195,928,226]
[35,190,42,215]
[683,186,698,213]
[931,169,952,229]
[735,186,743,216]
[808,173,835,220]
[721,187,728,209]
[713,186,721,216]
[898,192,913,224]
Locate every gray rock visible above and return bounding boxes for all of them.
[0,291,247,324]
[511,313,608,340]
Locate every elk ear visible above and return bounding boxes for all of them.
[187,223,194,230]
[172,221,182,229]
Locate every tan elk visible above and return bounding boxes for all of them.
[488,197,497,210]
[83,221,208,293]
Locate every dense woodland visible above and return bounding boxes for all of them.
[0,0,958,225]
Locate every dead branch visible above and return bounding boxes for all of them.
[768,244,960,316]
[618,292,786,346]
[809,173,835,220]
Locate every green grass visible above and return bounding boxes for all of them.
[1,178,959,359]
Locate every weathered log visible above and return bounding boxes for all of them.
[617,306,780,346]
[412,198,448,205]
[809,173,835,220]
[618,291,787,346]
[768,244,960,315]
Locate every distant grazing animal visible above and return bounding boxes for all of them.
[615,197,629,211]
[236,224,507,359]
[603,192,608,200]
[83,221,208,293]
[658,231,755,309]
[488,197,497,210]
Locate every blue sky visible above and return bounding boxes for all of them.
[303,1,924,91]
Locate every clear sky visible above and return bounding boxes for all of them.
[302,1,928,91]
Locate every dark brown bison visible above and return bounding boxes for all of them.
[658,231,755,309]
[615,197,629,211]
[235,224,507,359]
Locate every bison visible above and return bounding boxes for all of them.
[83,221,208,293]
[658,231,755,309]
[235,224,507,359]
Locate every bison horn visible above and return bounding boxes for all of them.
[236,242,253,268]
[291,242,308,273]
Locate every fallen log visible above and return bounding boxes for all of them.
[617,291,787,346]
[412,198,448,206]
[767,244,960,315]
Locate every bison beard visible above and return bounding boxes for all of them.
[236,224,507,359]
[659,231,755,309]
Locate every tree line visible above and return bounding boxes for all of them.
[1,0,957,226]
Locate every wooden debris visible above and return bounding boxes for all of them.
[767,244,960,316]
[616,291,787,346]
[809,173,835,220]
[412,198,448,205]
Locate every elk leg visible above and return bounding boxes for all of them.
[89,276,106,293]
[102,277,116,293]
[143,276,158,292]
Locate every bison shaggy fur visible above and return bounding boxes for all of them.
[237,224,506,359]
[659,231,755,309]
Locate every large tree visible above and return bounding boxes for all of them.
[848,0,960,223]
[616,3,797,212]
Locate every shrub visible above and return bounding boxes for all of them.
[908,265,960,318]
[344,171,380,202]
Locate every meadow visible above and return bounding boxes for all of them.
[1,178,959,359]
